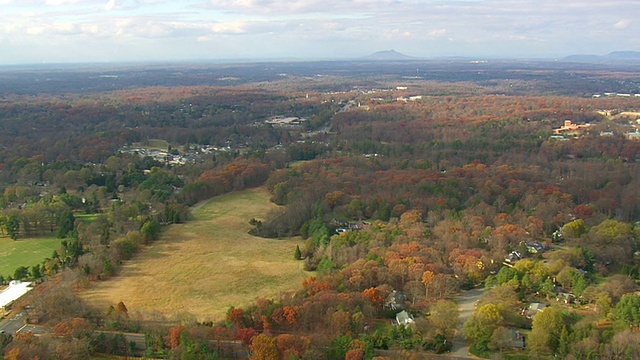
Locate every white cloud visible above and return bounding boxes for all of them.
[45,0,82,5]
[614,18,631,29]
[211,21,247,34]
[105,0,115,11]
[426,28,446,38]
[1,0,639,64]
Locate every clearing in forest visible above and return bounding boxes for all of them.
[0,236,62,279]
[79,187,309,322]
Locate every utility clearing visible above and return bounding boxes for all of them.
[79,187,309,322]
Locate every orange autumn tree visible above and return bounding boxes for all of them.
[249,333,279,360]
[167,325,185,349]
[362,287,384,307]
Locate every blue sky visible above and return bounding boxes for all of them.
[0,0,638,65]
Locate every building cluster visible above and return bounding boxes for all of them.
[552,120,592,135]
[120,147,191,165]
[396,95,423,102]
[264,116,307,128]
[551,118,640,141]
[593,93,640,98]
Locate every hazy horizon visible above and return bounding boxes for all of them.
[1,0,639,66]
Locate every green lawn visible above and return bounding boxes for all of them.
[0,236,63,278]
[74,213,99,223]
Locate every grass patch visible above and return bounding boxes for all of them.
[74,213,99,223]
[79,187,311,322]
[0,236,63,278]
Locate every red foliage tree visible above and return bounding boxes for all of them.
[236,327,258,345]
[228,307,245,327]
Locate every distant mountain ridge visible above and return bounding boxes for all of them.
[563,51,640,63]
[364,49,416,61]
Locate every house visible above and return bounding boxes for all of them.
[510,329,526,349]
[525,241,545,254]
[505,251,521,264]
[384,290,408,311]
[627,131,640,140]
[395,310,415,327]
[556,290,574,304]
[524,303,546,318]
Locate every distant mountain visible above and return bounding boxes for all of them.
[364,49,416,61]
[563,51,640,63]
[607,51,640,59]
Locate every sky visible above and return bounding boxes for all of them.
[0,0,638,65]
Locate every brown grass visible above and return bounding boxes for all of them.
[79,187,310,322]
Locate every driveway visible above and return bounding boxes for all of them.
[449,287,485,359]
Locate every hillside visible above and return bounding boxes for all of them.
[79,187,309,322]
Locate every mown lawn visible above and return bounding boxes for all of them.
[79,187,311,323]
[0,236,62,278]
[74,213,99,223]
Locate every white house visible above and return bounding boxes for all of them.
[395,310,415,327]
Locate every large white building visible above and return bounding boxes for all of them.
[0,281,32,314]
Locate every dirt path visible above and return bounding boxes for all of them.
[449,287,485,359]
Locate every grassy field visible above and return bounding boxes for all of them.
[74,213,99,223]
[79,187,310,322]
[0,236,62,278]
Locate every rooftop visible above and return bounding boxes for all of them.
[0,280,33,309]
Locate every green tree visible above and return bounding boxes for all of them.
[463,303,503,351]
[140,219,161,242]
[558,325,570,358]
[614,294,640,327]
[13,266,28,280]
[429,300,459,338]
[528,306,566,356]
[6,215,19,240]
[102,258,115,277]
[561,219,586,239]
[30,264,42,279]
[294,245,302,260]
[56,209,75,238]
[495,266,518,285]
[489,326,514,353]
[326,335,352,360]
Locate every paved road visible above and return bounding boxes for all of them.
[449,287,485,359]
[0,311,51,336]
[0,311,27,334]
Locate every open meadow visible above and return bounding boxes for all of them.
[79,187,310,322]
[0,236,62,279]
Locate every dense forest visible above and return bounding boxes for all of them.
[0,60,638,359]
